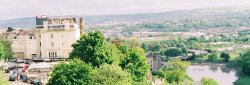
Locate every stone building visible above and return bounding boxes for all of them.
[38,17,81,60]
[147,53,162,72]
[1,16,84,60]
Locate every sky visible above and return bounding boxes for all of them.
[1,0,250,20]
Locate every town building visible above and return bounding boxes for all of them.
[0,16,84,60]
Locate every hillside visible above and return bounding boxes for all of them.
[1,6,250,28]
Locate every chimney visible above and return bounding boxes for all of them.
[79,18,84,34]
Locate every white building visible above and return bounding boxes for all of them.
[1,16,84,60]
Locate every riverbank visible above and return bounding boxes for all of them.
[191,62,226,67]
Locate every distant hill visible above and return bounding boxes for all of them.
[1,6,250,28]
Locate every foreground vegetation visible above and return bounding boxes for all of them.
[48,31,150,85]
[0,37,13,60]
[0,71,9,85]
[201,77,219,85]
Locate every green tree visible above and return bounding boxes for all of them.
[6,27,14,32]
[69,31,120,67]
[201,77,219,85]
[239,50,250,75]
[152,43,161,51]
[93,64,132,85]
[207,52,219,61]
[155,58,190,83]
[0,38,13,60]
[141,43,148,51]
[220,52,230,62]
[164,48,182,57]
[119,45,149,82]
[48,59,94,85]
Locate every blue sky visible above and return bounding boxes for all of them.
[0,0,250,20]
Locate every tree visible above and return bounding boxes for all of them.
[6,27,14,32]
[164,48,182,57]
[207,52,219,61]
[69,31,120,67]
[0,38,13,60]
[155,58,190,83]
[220,52,230,62]
[201,77,219,85]
[93,64,132,85]
[239,50,250,75]
[48,59,94,85]
[152,43,161,51]
[119,45,149,82]
[141,43,148,51]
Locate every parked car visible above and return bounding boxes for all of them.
[9,70,19,81]
[17,59,24,63]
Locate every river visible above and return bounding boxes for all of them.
[187,64,238,85]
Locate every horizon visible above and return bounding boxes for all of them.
[1,0,250,20]
[1,6,250,21]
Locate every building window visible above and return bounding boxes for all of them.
[49,52,51,58]
[50,34,53,38]
[49,52,57,58]
[51,42,54,47]
[55,52,57,58]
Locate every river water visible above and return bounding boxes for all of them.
[187,64,238,85]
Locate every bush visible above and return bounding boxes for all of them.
[201,77,219,85]
[220,52,230,62]
[239,50,250,75]
[207,53,219,62]
[48,59,94,85]
[155,58,190,83]
[93,64,132,85]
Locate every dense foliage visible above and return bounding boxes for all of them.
[238,50,250,75]
[0,37,13,60]
[50,31,150,85]
[207,52,219,61]
[69,31,120,67]
[93,64,132,85]
[119,45,149,82]
[220,52,230,62]
[48,59,94,85]
[201,77,219,85]
[154,58,191,83]
[164,48,183,57]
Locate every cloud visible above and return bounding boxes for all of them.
[0,0,250,20]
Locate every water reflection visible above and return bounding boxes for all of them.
[187,64,238,85]
[209,66,218,72]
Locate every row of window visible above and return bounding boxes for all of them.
[13,47,36,52]
[50,34,64,38]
